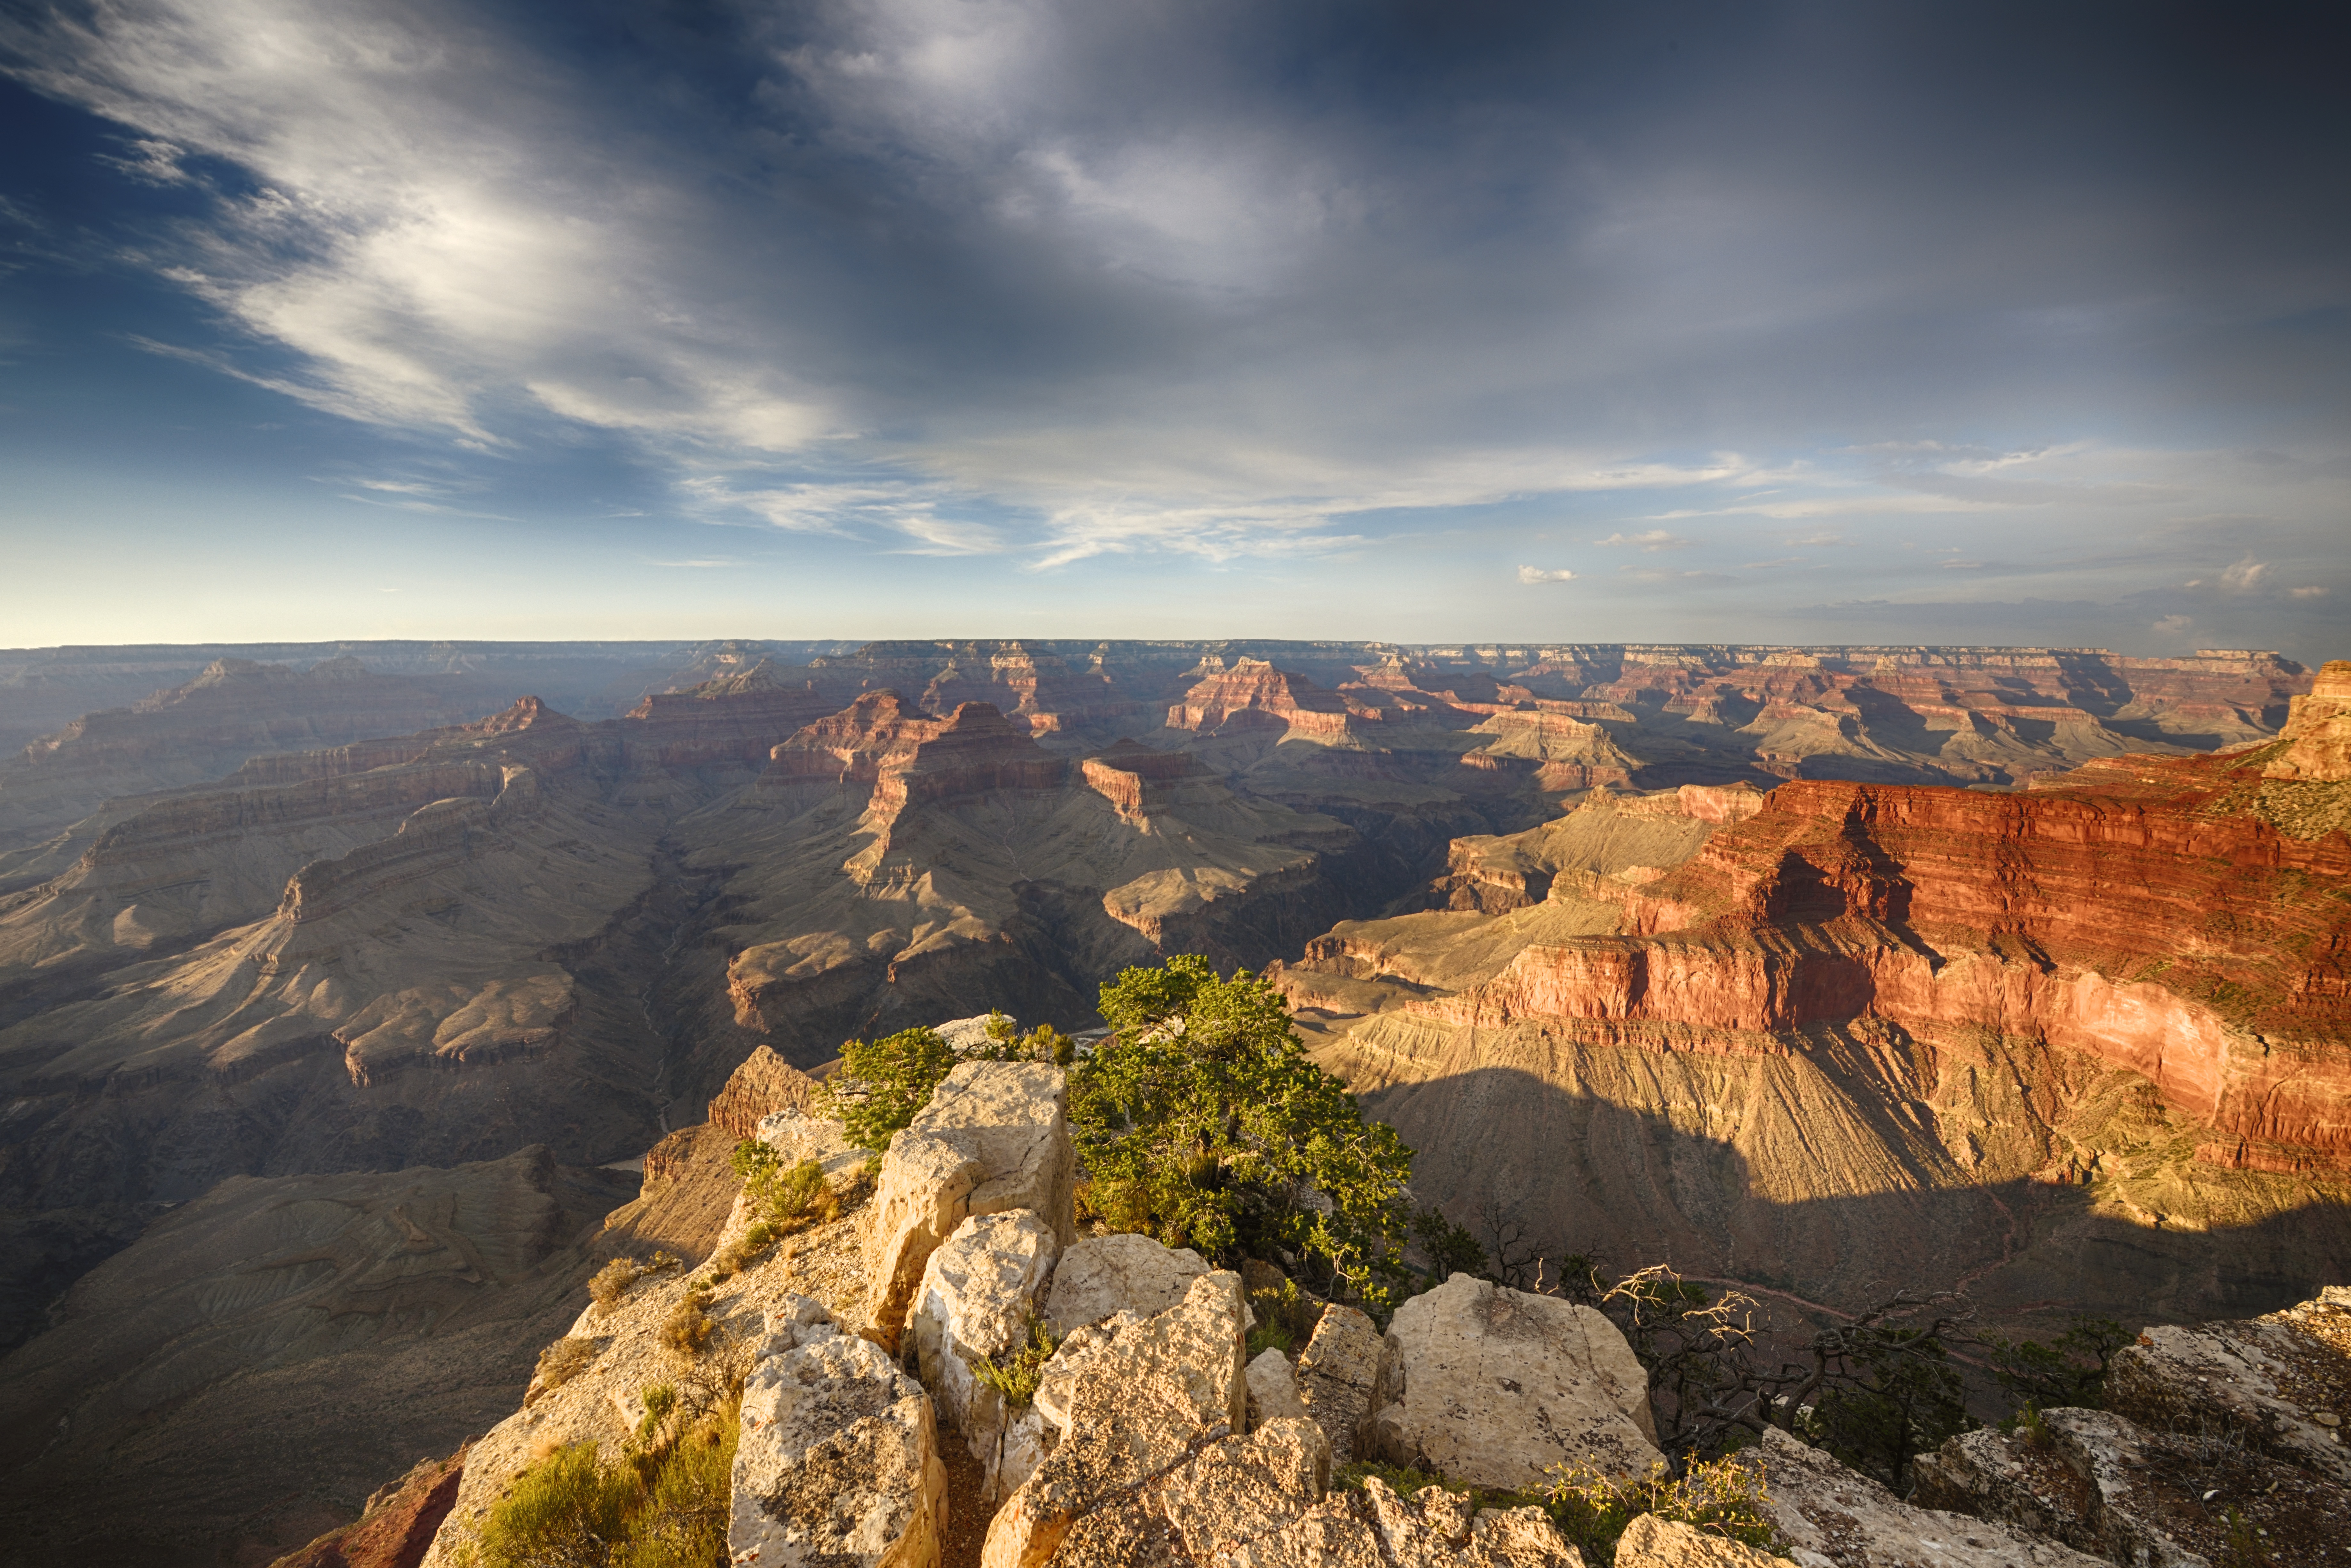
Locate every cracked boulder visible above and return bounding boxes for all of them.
[1366,1273,1662,1489]
[907,1208,1058,1504]
[1042,1231,1208,1336]
[865,1061,1075,1352]
[730,1296,948,1568]
[982,1271,1249,1568]
[1295,1303,1385,1462]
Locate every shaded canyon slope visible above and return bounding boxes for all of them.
[1276,662,2351,1338]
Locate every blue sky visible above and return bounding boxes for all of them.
[2,1,2346,658]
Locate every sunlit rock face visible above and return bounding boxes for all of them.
[1278,732,2351,1337]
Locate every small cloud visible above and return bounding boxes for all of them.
[1779,531,1845,548]
[2153,614,2194,635]
[1742,557,1803,570]
[1939,560,1984,570]
[1593,529,1693,551]
[2220,555,2268,591]
[380,587,400,593]
[649,557,741,568]
[2289,585,2329,599]
[1516,565,1578,584]
[2183,579,2204,588]
[98,138,189,185]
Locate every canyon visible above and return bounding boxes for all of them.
[0,637,2339,1565]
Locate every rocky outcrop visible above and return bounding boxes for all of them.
[1366,1275,1662,1490]
[1913,1287,2351,1568]
[1914,1409,2211,1567]
[732,1295,948,1568]
[909,1210,1058,1502]
[1167,659,1358,740]
[710,1045,823,1139]
[985,1270,1252,1568]
[1043,1231,1210,1335]
[864,1062,1075,1352]
[265,1449,468,1568]
[1295,1303,1387,1463]
[2263,657,2351,782]
[2104,1285,2351,1484]
[1753,1426,2107,1567]
[758,1107,875,1185]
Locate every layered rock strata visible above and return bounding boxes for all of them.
[1280,745,2351,1331]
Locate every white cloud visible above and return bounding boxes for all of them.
[2289,585,2329,599]
[2220,555,2269,592]
[1593,529,1693,551]
[1516,565,1577,583]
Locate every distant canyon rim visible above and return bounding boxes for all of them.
[0,636,2344,1564]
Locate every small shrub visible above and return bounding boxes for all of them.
[587,1252,682,1310]
[471,1441,634,1568]
[1247,1317,1295,1357]
[617,1410,736,1568]
[707,1219,781,1283]
[973,1317,1059,1408]
[1335,1460,1461,1498]
[1247,1276,1323,1357]
[731,1144,843,1234]
[1544,1453,1783,1567]
[2009,1404,2054,1451]
[533,1336,598,1397]
[469,1391,743,1568]
[635,1384,678,1448]
[661,1291,716,1360]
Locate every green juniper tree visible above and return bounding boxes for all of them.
[1073,956,1419,1314]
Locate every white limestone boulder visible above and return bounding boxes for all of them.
[1042,1231,1209,1336]
[1295,1303,1385,1462]
[864,1061,1074,1352]
[1366,1273,1662,1490]
[755,1106,871,1185]
[907,1209,1058,1503]
[1248,1347,1310,1429]
[982,1271,1250,1568]
[730,1294,948,1568]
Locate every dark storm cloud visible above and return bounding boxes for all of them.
[0,0,2345,645]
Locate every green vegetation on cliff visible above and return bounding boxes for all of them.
[1076,955,1419,1311]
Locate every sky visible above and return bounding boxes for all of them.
[1,0,2346,658]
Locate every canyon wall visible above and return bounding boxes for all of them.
[1278,689,2351,1332]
